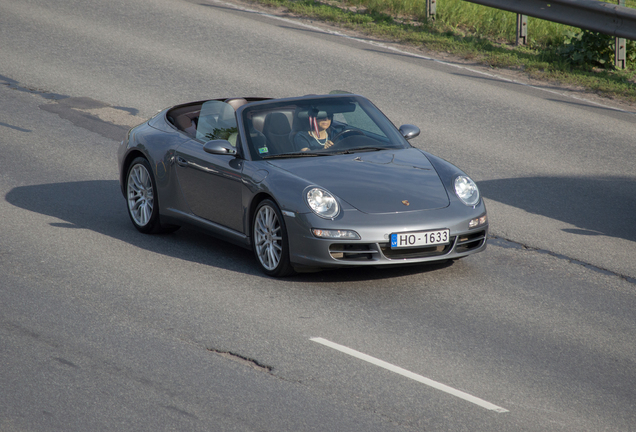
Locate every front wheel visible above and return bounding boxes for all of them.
[252,200,295,277]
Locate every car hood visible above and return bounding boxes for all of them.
[266,148,450,214]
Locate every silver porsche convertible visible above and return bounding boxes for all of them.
[117,93,487,276]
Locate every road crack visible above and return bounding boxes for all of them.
[207,349,273,373]
[488,235,636,285]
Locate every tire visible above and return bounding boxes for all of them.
[125,157,178,234]
[252,199,295,277]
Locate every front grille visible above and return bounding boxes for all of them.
[455,230,487,253]
[380,238,455,260]
[329,243,378,261]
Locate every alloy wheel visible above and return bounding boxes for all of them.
[127,163,154,227]
[254,204,283,271]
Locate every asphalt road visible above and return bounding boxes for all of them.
[1,0,635,431]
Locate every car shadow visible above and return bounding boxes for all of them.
[290,259,457,283]
[5,180,261,275]
[5,180,455,280]
[479,175,636,242]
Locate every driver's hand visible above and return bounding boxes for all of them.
[324,140,334,149]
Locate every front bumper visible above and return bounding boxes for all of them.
[284,203,488,269]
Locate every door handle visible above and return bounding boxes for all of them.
[176,156,189,167]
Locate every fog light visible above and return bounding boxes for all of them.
[469,214,488,229]
[312,229,360,239]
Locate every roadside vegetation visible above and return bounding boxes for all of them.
[252,0,636,103]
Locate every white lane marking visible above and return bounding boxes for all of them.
[211,0,634,115]
[311,337,509,413]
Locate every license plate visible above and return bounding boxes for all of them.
[390,229,450,249]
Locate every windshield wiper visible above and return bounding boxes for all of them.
[333,146,387,155]
[262,152,330,159]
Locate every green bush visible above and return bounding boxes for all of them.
[559,29,636,69]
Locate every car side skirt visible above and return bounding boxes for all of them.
[165,208,251,249]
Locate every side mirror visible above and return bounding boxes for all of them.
[203,140,236,156]
[399,124,420,141]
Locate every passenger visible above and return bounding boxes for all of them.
[293,110,335,152]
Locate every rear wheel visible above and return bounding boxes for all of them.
[252,200,294,277]
[126,157,178,234]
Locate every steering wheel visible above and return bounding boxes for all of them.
[332,129,365,144]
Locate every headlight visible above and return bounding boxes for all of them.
[454,176,480,206]
[306,187,339,219]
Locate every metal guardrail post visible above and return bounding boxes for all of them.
[427,0,436,20]
[616,37,627,69]
[616,0,627,69]
[516,14,528,46]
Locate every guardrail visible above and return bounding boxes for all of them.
[465,0,636,40]
[425,0,633,68]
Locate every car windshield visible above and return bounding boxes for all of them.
[241,95,410,160]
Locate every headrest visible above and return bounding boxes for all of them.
[224,98,248,110]
[263,112,291,134]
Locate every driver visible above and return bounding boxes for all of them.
[293,110,335,152]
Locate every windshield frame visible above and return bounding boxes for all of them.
[237,94,411,161]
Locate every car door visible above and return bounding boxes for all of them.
[174,139,244,232]
[174,100,244,233]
